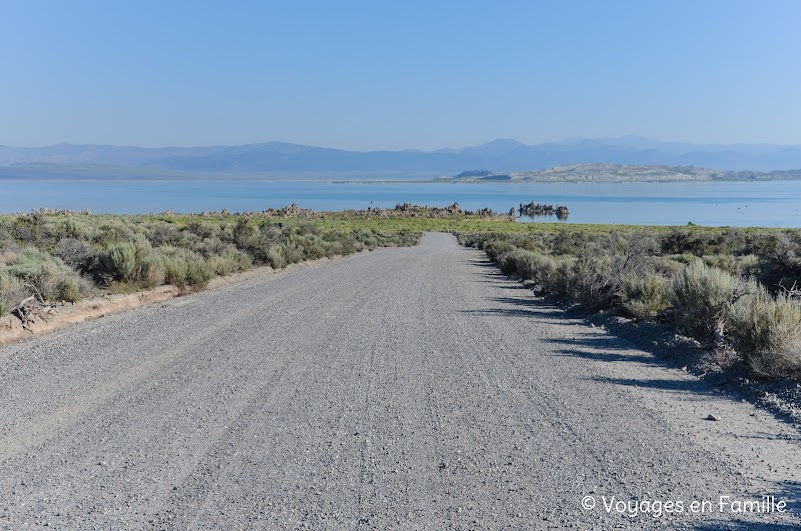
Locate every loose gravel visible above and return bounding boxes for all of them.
[0,232,799,529]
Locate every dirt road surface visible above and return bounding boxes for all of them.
[1,233,799,529]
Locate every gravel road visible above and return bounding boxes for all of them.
[1,232,800,530]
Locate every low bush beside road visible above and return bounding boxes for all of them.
[0,210,421,316]
[459,227,801,378]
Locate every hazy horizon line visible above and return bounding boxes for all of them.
[3,135,801,152]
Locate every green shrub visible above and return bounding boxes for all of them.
[538,255,575,297]
[207,255,233,276]
[484,240,515,262]
[549,231,594,256]
[569,252,618,309]
[498,248,539,278]
[93,221,136,248]
[227,248,252,270]
[53,237,93,270]
[266,246,286,269]
[96,237,170,288]
[157,246,211,289]
[161,254,188,289]
[60,218,85,239]
[728,287,801,376]
[621,272,671,320]
[98,242,137,281]
[352,228,379,249]
[282,242,306,265]
[652,256,685,276]
[195,236,231,258]
[5,247,85,302]
[703,254,740,276]
[185,254,213,289]
[138,255,166,288]
[669,253,701,265]
[0,270,25,316]
[207,249,252,276]
[10,214,46,245]
[739,254,761,277]
[338,237,359,256]
[670,261,748,342]
[131,234,153,263]
[58,277,81,302]
[703,253,761,278]
[186,220,214,239]
[131,236,168,287]
[324,240,345,258]
[147,223,182,247]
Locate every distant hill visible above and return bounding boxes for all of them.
[440,163,801,183]
[454,170,495,178]
[1,137,801,175]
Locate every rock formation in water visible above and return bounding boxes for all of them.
[518,201,569,218]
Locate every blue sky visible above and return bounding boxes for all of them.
[2,0,800,149]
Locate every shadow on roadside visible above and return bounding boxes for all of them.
[465,252,801,437]
[547,336,640,352]
[461,306,567,319]
[590,375,718,395]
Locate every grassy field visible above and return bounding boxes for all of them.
[2,209,800,379]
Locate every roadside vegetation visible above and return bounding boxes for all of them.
[458,226,801,378]
[3,205,801,380]
[0,210,420,316]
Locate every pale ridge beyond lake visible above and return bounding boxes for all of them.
[1,179,800,227]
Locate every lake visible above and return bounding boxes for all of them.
[1,179,800,227]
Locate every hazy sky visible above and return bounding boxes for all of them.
[2,1,800,150]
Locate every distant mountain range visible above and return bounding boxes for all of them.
[1,136,801,176]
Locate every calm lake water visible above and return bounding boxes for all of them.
[1,179,800,227]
